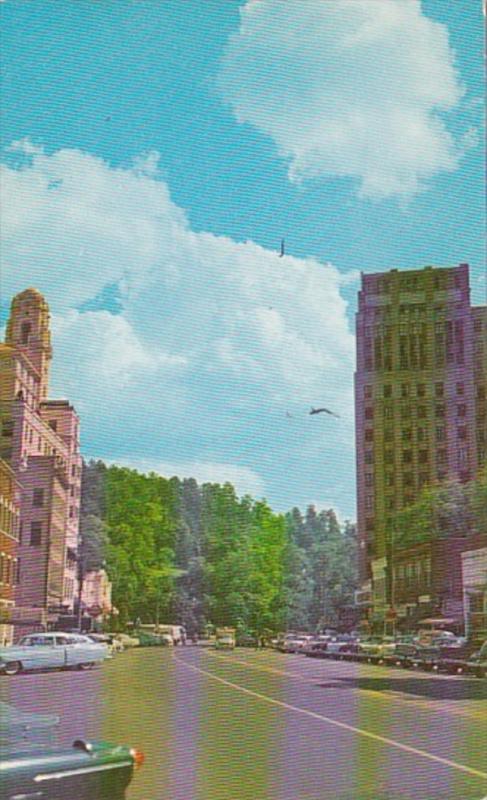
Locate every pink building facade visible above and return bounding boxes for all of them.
[0,289,82,624]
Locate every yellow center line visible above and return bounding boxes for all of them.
[173,651,487,783]
[204,649,485,721]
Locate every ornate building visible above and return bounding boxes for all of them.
[0,288,82,628]
[0,458,21,644]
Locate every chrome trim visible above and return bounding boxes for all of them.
[34,760,133,782]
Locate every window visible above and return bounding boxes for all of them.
[384,450,394,464]
[401,384,410,398]
[435,404,445,418]
[71,464,77,477]
[477,385,485,400]
[402,450,412,464]
[456,382,464,395]
[401,429,412,441]
[435,382,444,398]
[364,450,374,464]
[365,407,374,420]
[30,521,42,546]
[436,426,445,441]
[365,495,374,510]
[384,406,393,419]
[386,472,395,487]
[458,426,467,440]
[457,404,466,417]
[21,322,31,344]
[418,450,429,464]
[437,449,447,465]
[403,473,414,487]
[48,419,58,432]
[33,488,44,507]
[365,473,374,487]
[417,406,427,419]
[416,384,426,397]
[383,385,392,398]
[401,405,411,419]
[1,420,14,437]
[384,428,394,442]
[365,429,374,442]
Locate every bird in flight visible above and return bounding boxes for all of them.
[279,239,285,257]
[105,115,112,122]
[285,411,293,419]
[309,407,340,418]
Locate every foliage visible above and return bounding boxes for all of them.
[391,471,487,550]
[80,460,359,634]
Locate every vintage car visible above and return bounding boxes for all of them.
[0,702,144,800]
[0,632,109,675]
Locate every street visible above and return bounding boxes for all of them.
[2,647,486,800]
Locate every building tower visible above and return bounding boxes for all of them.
[354,264,486,626]
[5,288,52,403]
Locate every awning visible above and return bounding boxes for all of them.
[418,617,462,626]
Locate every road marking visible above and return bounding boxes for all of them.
[206,650,486,721]
[174,652,487,783]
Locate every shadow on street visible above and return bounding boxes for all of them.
[316,676,487,701]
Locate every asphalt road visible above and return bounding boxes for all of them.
[2,646,486,800]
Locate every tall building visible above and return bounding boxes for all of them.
[0,458,21,645]
[0,289,82,629]
[354,264,486,626]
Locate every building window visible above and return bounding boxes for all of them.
[365,495,374,511]
[365,429,374,442]
[435,404,445,417]
[437,449,447,465]
[383,385,392,398]
[364,450,374,464]
[384,406,393,419]
[477,385,485,400]
[457,404,466,417]
[418,450,429,464]
[403,473,414,487]
[436,426,445,441]
[416,384,426,397]
[456,382,464,395]
[401,406,411,419]
[1,419,14,437]
[458,426,467,440]
[417,406,427,419]
[30,521,42,546]
[401,429,412,442]
[365,473,374,487]
[21,322,31,344]
[435,382,444,398]
[402,450,412,464]
[384,450,394,463]
[365,407,374,420]
[33,488,44,507]
[386,472,395,486]
[401,384,410,398]
[71,464,77,477]
[48,420,58,432]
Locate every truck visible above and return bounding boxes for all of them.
[214,627,236,650]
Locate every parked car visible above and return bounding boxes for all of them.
[467,641,487,678]
[280,635,312,653]
[0,702,144,799]
[112,633,140,649]
[0,633,109,676]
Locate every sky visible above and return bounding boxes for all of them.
[1,0,485,520]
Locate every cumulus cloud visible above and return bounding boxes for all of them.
[1,141,355,513]
[218,0,467,200]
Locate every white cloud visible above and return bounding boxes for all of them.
[218,0,467,200]
[1,142,355,513]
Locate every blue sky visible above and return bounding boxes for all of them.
[1,0,485,519]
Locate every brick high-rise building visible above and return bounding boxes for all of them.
[0,289,82,628]
[354,264,486,626]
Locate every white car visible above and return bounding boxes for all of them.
[0,632,109,675]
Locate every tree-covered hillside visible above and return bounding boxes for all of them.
[80,460,358,636]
